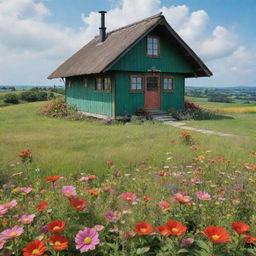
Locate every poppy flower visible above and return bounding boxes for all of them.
[135,222,153,236]
[23,240,46,256]
[243,236,256,244]
[44,176,60,183]
[166,220,187,236]
[156,225,171,237]
[70,198,86,211]
[232,222,250,235]
[204,226,229,243]
[36,202,48,212]
[48,220,65,233]
[49,234,68,251]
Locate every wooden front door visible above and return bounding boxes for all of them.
[144,75,160,109]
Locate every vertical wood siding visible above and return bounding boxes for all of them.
[66,76,113,116]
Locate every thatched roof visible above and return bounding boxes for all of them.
[48,13,212,79]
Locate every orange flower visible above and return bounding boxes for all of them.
[156,225,171,237]
[106,160,113,166]
[135,222,153,236]
[49,234,68,251]
[44,176,60,183]
[204,226,229,243]
[251,152,256,155]
[245,163,256,171]
[174,193,191,204]
[36,202,48,212]
[141,196,151,201]
[48,220,65,233]
[16,149,32,157]
[195,155,205,161]
[166,220,187,236]
[232,222,250,235]
[157,170,166,176]
[243,236,256,244]
[87,175,97,180]
[70,198,86,211]
[23,240,46,256]
[87,189,100,196]
[180,131,192,138]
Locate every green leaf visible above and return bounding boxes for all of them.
[177,248,190,254]
[195,240,211,253]
[136,247,150,255]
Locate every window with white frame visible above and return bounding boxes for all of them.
[147,36,160,57]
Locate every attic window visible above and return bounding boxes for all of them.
[95,77,112,92]
[163,76,174,92]
[147,36,160,57]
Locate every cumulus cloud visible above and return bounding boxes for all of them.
[0,0,254,86]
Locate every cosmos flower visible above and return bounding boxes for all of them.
[49,234,68,251]
[174,193,192,204]
[48,220,65,233]
[3,200,17,210]
[204,226,229,243]
[0,225,24,240]
[196,192,211,201]
[19,187,32,194]
[232,222,250,235]
[159,200,171,211]
[0,205,8,217]
[23,240,46,256]
[79,177,89,182]
[70,198,86,211]
[62,186,77,198]
[75,228,100,253]
[119,193,137,202]
[166,220,187,236]
[135,222,153,236]
[19,214,36,225]
[104,211,121,223]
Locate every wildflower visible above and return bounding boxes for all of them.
[195,155,205,161]
[125,231,136,239]
[62,186,77,198]
[159,200,171,211]
[166,220,187,236]
[204,226,229,243]
[135,222,153,236]
[251,152,256,155]
[41,225,48,234]
[19,214,36,225]
[102,187,112,192]
[93,225,105,232]
[232,222,250,235]
[0,225,24,240]
[190,178,201,184]
[141,196,151,201]
[181,238,194,247]
[49,234,68,251]
[106,159,113,166]
[0,239,7,250]
[157,170,166,176]
[44,176,60,183]
[70,198,86,211]
[174,193,192,204]
[119,192,137,202]
[156,225,171,237]
[23,240,46,256]
[75,228,100,253]
[196,192,211,201]
[88,175,97,180]
[114,171,122,177]
[0,206,8,217]
[16,149,32,163]
[104,211,121,223]
[79,177,89,182]
[245,164,256,171]
[36,202,48,212]
[48,220,65,233]
[243,236,256,244]
[87,189,100,195]
[4,200,17,210]
[19,187,32,194]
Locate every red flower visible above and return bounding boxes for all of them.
[141,196,151,201]
[48,220,65,233]
[106,160,113,166]
[44,176,60,183]
[135,222,153,236]
[204,226,229,243]
[157,170,166,176]
[70,198,86,211]
[232,222,250,235]
[36,202,48,212]
[243,236,256,244]
[49,234,68,251]
[88,175,97,180]
[156,225,171,237]
[23,240,46,256]
[166,220,187,236]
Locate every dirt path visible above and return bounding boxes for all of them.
[164,121,235,137]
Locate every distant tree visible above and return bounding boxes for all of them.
[4,93,19,104]
[21,91,39,102]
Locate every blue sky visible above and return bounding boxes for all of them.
[0,0,255,86]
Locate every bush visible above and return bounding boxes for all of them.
[21,91,39,102]
[4,93,19,104]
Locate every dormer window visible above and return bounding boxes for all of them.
[147,36,160,57]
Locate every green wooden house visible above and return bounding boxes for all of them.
[48,12,212,119]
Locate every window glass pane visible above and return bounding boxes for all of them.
[137,77,142,85]
[163,79,167,89]
[104,78,111,91]
[148,48,153,55]
[147,77,158,91]
[96,78,102,90]
[153,49,158,56]
[131,83,137,90]
[131,77,137,84]
[84,79,88,89]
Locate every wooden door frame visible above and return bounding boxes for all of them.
[144,74,161,110]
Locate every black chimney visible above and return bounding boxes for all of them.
[99,11,107,42]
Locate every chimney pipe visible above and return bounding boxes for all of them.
[99,11,107,42]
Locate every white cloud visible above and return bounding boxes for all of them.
[0,0,255,86]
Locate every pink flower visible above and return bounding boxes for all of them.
[75,228,100,252]
[159,200,171,211]
[79,177,89,182]
[94,225,105,232]
[119,193,137,202]
[190,178,201,184]
[0,226,23,240]
[174,193,192,204]
[0,239,7,249]
[181,238,194,247]
[197,192,211,201]
[104,211,121,223]
[125,231,136,239]
[0,205,8,217]
[19,214,36,224]
[19,187,32,194]
[62,186,77,198]
[4,200,17,210]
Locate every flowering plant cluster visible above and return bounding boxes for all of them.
[0,145,256,255]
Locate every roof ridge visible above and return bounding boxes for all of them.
[107,12,163,35]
